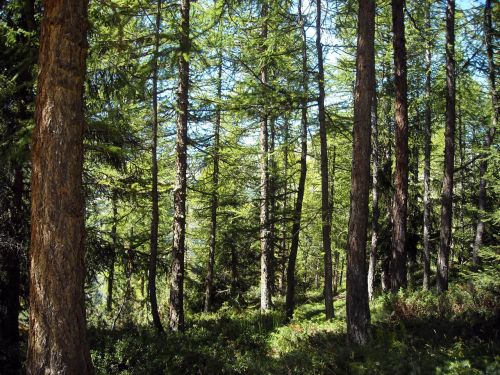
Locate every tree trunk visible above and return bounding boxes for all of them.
[279,117,289,295]
[285,0,308,321]
[269,116,277,296]
[315,0,334,320]
[169,0,190,331]
[437,0,455,293]
[27,0,92,372]
[346,0,375,345]
[107,190,118,312]
[259,1,272,311]
[204,49,222,313]
[472,0,497,267]
[149,0,163,333]
[390,0,409,292]
[422,3,432,290]
[368,88,379,300]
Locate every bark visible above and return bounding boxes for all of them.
[422,3,432,290]
[204,49,222,313]
[368,89,379,300]
[346,0,375,345]
[437,0,455,293]
[278,117,289,295]
[107,191,118,312]
[390,0,409,292]
[330,147,339,295]
[472,0,497,267]
[259,1,272,311]
[285,0,308,321]
[269,116,277,295]
[149,0,163,333]
[27,0,92,372]
[169,0,190,331]
[315,0,334,320]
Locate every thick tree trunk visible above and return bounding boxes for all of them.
[437,0,455,293]
[204,50,222,313]
[285,0,308,321]
[390,0,409,292]
[149,0,163,333]
[368,89,379,300]
[27,0,92,372]
[472,0,497,267]
[107,191,118,312]
[315,0,334,320]
[346,0,375,345]
[422,4,432,290]
[169,0,190,331]
[259,1,272,311]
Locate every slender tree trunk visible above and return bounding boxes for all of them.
[107,191,118,312]
[381,128,392,292]
[437,0,455,293]
[285,0,308,321]
[269,116,277,295]
[259,1,272,311]
[346,0,375,345]
[457,94,466,265]
[279,117,289,295]
[368,89,379,300]
[390,0,409,292]
[472,0,497,267]
[315,0,334,320]
[27,0,92,372]
[169,0,190,331]
[149,0,163,333]
[330,147,340,296]
[422,4,432,290]
[204,49,222,313]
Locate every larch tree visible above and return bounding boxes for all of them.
[149,0,164,333]
[390,0,409,292]
[315,0,334,320]
[169,0,190,331]
[437,0,455,293]
[27,0,93,373]
[346,0,375,345]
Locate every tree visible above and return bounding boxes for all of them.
[437,0,455,293]
[315,0,334,320]
[472,0,497,267]
[169,0,190,331]
[285,0,308,321]
[390,0,409,292]
[346,0,375,345]
[149,0,164,333]
[27,0,93,372]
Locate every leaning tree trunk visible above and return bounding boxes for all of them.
[315,0,334,320]
[422,2,432,290]
[437,0,455,293]
[346,0,375,346]
[204,49,222,313]
[169,0,190,331]
[27,0,92,373]
[149,0,164,333]
[472,0,497,267]
[259,1,272,311]
[285,0,308,321]
[390,0,409,292]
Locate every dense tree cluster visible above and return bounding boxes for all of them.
[0,0,497,373]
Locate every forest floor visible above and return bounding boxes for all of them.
[88,249,500,374]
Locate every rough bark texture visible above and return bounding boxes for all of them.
[27,0,93,373]
[422,4,432,290]
[437,0,455,293]
[368,89,379,301]
[169,0,190,331]
[204,50,222,313]
[346,0,375,346]
[390,0,409,292]
[149,0,163,333]
[315,0,334,320]
[279,118,289,295]
[259,1,272,311]
[472,0,497,267]
[285,0,308,322]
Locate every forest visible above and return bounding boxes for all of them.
[0,0,498,373]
